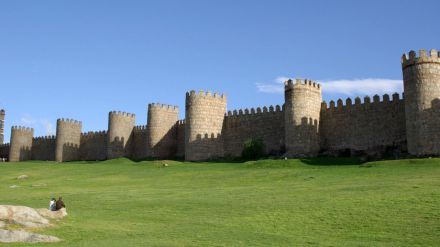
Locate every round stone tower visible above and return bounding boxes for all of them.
[402,49,440,156]
[107,111,135,159]
[147,103,179,158]
[9,126,34,162]
[55,118,82,162]
[0,109,5,145]
[284,79,322,157]
[185,90,227,161]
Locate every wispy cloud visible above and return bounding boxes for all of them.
[19,114,55,136]
[256,76,288,94]
[320,78,403,96]
[256,77,403,96]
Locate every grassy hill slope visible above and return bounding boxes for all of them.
[0,158,439,246]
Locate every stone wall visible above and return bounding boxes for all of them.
[107,111,135,159]
[320,94,406,156]
[176,120,185,158]
[222,105,285,157]
[131,125,149,160]
[80,131,107,161]
[185,90,227,161]
[147,104,178,158]
[402,49,440,156]
[9,126,34,162]
[0,143,10,160]
[32,136,55,161]
[55,119,82,162]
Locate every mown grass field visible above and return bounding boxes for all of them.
[0,158,439,246]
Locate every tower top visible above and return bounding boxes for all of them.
[401,49,440,69]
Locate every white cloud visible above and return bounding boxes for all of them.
[19,114,55,136]
[256,76,289,94]
[320,78,403,96]
[256,77,403,96]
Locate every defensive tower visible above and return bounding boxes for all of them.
[185,90,227,161]
[107,111,135,159]
[147,103,179,158]
[55,118,82,162]
[402,49,440,155]
[0,109,4,144]
[9,126,34,162]
[284,79,322,157]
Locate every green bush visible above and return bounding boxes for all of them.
[241,138,265,160]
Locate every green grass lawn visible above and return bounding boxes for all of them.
[0,158,439,246]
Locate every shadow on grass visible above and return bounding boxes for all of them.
[299,157,363,166]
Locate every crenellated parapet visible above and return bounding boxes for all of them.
[148,103,179,113]
[224,105,283,129]
[107,110,136,159]
[321,93,403,112]
[9,126,34,162]
[284,78,321,91]
[133,125,147,132]
[185,90,227,102]
[81,130,107,140]
[401,49,440,69]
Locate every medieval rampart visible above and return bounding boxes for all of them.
[32,135,56,161]
[223,105,284,157]
[320,94,406,156]
[80,131,107,160]
[2,48,439,162]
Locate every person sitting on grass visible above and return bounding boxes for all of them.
[49,198,56,211]
[55,197,66,211]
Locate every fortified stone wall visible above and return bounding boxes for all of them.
[176,120,185,158]
[32,136,55,161]
[0,143,9,160]
[222,105,285,157]
[107,111,135,159]
[80,131,107,160]
[4,48,440,162]
[55,119,82,162]
[402,49,440,156]
[185,90,227,161]
[147,104,178,158]
[320,94,406,156]
[9,126,34,162]
[131,125,149,160]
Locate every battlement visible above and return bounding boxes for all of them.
[195,132,222,140]
[109,111,136,119]
[284,78,321,91]
[33,135,56,142]
[401,49,440,69]
[226,104,283,117]
[148,103,178,112]
[321,93,403,111]
[57,118,82,126]
[81,130,107,139]
[185,90,226,101]
[11,126,34,133]
[176,119,185,125]
[133,125,147,131]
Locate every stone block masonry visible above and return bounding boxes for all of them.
[2,48,440,161]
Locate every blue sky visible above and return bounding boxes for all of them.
[1,0,439,141]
